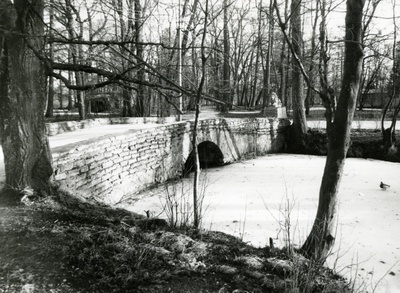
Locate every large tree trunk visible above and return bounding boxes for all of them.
[0,0,53,193]
[301,0,365,262]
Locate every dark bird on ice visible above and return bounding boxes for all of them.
[380,182,390,190]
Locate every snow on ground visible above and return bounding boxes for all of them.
[0,118,399,292]
[119,154,400,293]
[48,123,157,148]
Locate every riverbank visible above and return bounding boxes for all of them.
[0,186,351,292]
[118,154,400,293]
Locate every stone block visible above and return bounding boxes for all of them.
[54,173,67,181]
[89,177,102,187]
[73,160,86,169]
[112,156,124,165]
[103,152,113,159]
[119,171,129,179]
[84,156,96,165]
[261,106,287,118]
[87,166,101,178]
[102,160,114,169]
[57,161,74,173]
[67,169,80,178]
[106,145,117,153]
[120,160,129,168]
[79,165,89,174]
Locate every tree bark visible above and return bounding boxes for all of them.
[45,0,55,118]
[381,0,398,146]
[290,0,308,144]
[116,0,133,117]
[0,0,53,193]
[192,0,209,229]
[279,0,289,107]
[65,0,85,119]
[305,0,319,116]
[134,0,146,116]
[221,0,231,112]
[262,0,274,114]
[301,0,365,262]
[46,76,55,118]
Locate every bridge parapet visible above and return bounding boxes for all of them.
[52,118,289,204]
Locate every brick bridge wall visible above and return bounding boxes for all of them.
[51,118,290,204]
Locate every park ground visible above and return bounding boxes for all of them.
[0,108,399,292]
[119,154,400,293]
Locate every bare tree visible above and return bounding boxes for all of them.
[305,0,320,116]
[381,0,400,146]
[64,0,86,119]
[275,0,308,149]
[301,0,365,261]
[133,0,146,116]
[192,0,209,229]
[357,0,383,110]
[261,0,275,114]
[220,0,231,112]
[45,0,55,118]
[358,55,384,110]
[290,0,308,144]
[115,0,134,117]
[278,0,289,108]
[251,0,264,108]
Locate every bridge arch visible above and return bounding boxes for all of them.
[183,141,224,176]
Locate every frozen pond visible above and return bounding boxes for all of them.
[118,154,400,293]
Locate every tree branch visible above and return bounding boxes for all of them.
[273,0,322,96]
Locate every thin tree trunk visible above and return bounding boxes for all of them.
[46,76,55,118]
[45,0,55,118]
[301,0,365,261]
[290,0,308,143]
[192,0,209,229]
[65,0,85,119]
[251,37,261,107]
[134,0,146,116]
[67,69,74,109]
[278,0,289,107]
[116,0,133,117]
[221,0,230,112]
[187,28,197,111]
[305,0,319,116]
[381,0,397,146]
[262,0,274,114]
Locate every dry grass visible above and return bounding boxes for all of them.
[0,187,352,292]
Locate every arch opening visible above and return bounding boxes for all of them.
[183,141,224,176]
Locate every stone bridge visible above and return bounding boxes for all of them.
[51,117,289,204]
